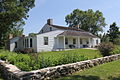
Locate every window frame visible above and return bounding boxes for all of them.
[25,39,27,48]
[44,37,49,45]
[26,39,29,48]
[96,40,98,45]
[15,42,17,48]
[80,39,82,44]
[65,38,68,45]
[41,30,43,33]
[86,39,89,44]
[23,40,24,48]
[73,38,76,44]
[30,38,33,48]
[50,27,52,31]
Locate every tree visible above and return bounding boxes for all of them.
[65,9,106,35]
[0,0,35,47]
[29,33,37,37]
[107,22,119,43]
[10,26,23,37]
[101,33,110,43]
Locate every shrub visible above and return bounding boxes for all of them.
[22,48,34,53]
[111,46,120,54]
[113,38,120,45]
[97,42,115,56]
[0,49,101,71]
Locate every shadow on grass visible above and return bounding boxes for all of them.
[58,75,101,80]
[108,76,120,80]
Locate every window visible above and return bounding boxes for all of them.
[80,39,82,44]
[23,40,24,47]
[15,42,17,48]
[44,37,48,45]
[73,38,76,44]
[50,27,52,31]
[41,30,43,33]
[30,38,33,47]
[87,41,89,44]
[27,39,29,47]
[65,38,68,45]
[87,39,89,44]
[96,40,98,45]
[25,39,27,48]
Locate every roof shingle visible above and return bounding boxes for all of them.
[58,31,98,38]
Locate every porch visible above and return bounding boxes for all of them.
[54,36,94,50]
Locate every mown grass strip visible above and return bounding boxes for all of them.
[58,60,120,80]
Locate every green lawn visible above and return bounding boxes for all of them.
[0,75,4,80]
[0,78,3,80]
[0,49,101,71]
[58,60,120,80]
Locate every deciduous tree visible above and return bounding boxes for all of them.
[0,0,35,47]
[65,9,106,35]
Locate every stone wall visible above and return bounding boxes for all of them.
[0,54,120,80]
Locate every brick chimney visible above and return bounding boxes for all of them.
[47,19,53,25]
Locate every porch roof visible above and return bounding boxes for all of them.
[58,31,99,38]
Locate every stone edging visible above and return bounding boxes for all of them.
[0,54,120,80]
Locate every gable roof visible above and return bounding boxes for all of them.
[58,31,98,38]
[51,25,85,32]
[48,24,99,38]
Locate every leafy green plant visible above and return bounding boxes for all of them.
[0,49,101,71]
[111,45,120,54]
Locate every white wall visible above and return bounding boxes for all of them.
[58,37,64,49]
[37,30,64,52]
[21,37,37,52]
[92,38,101,47]
[10,37,21,52]
[65,37,78,48]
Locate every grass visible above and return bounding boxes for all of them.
[0,46,120,79]
[0,74,4,80]
[0,49,101,71]
[0,78,3,80]
[58,60,120,80]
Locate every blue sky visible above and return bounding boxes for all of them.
[24,0,120,35]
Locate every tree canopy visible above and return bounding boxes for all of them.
[0,0,35,47]
[65,9,106,35]
[29,33,37,37]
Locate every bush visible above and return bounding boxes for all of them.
[111,46,120,54]
[0,49,101,71]
[97,42,115,56]
[113,38,120,45]
[22,48,34,53]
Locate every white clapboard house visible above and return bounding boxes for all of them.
[8,19,101,52]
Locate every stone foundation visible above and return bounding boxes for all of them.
[0,54,120,80]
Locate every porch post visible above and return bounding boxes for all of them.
[88,38,91,48]
[28,38,30,48]
[77,37,80,48]
[63,36,65,49]
[57,37,59,49]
